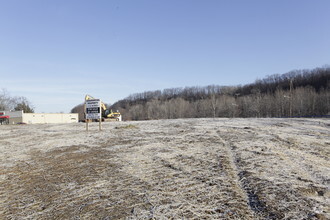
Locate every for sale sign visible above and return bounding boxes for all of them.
[85,99,101,120]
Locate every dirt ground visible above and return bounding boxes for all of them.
[0,118,329,219]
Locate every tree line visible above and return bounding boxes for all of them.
[71,66,330,120]
[0,89,34,113]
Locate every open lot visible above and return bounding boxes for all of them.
[0,118,329,219]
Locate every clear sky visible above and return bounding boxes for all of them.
[0,0,329,113]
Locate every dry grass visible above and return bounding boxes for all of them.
[115,124,139,129]
[0,118,329,219]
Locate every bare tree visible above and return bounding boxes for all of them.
[0,89,14,110]
[0,89,34,112]
[14,96,34,113]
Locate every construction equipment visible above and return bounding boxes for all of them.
[85,95,122,121]
[104,109,122,121]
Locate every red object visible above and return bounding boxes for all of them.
[0,116,9,118]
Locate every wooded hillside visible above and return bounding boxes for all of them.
[110,67,329,120]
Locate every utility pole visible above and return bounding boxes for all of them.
[289,79,293,118]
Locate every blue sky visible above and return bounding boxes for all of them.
[0,0,329,113]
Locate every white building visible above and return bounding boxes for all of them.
[0,111,79,124]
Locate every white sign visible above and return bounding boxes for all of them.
[85,99,101,120]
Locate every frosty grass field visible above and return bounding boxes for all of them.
[0,118,329,219]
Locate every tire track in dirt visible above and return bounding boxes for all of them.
[218,126,329,219]
[1,119,329,219]
[119,126,256,219]
[216,130,270,219]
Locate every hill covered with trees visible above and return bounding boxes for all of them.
[109,67,329,120]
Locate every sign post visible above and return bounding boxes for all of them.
[85,99,102,131]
